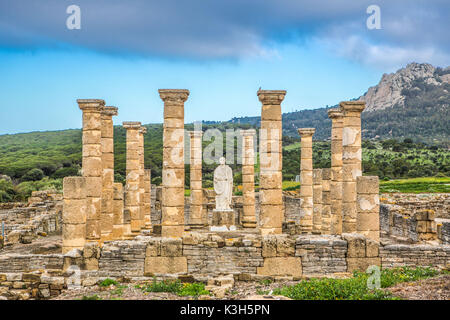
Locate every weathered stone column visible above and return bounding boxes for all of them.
[188,131,204,228]
[63,177,87,254]
[100,106,118,242]
[298,128,315,234]
[112,183,124,239]
[340,101,365,233]
[144,169,152,230]
[139,126,147,230]
[159,89,189,238]
[78,99,104,241]
[321,168,332,234]
[258,90,286,235]
[328,108,344,235]
[241,129,257,228]
[123,121,142,236]
[357,176,380,241]
[312,168,322,234]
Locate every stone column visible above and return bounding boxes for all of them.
[112,183,124,239]
[313,168,322,234]
[298,128,315,234]
[258,90,286,235]
[240,129,257,228]
[321,168,332,234]
[139,127,147,230]
[159,89,189,238]
[188,131,204,228]
[100,106,118,242]
[62,177,87,254]
[144,169,152,230]
[78,99,104,241]
[328,108,344,235]
[357,176,380,241]
[123,121,142,236]
[340,101,365,233]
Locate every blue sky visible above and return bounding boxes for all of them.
[0,0,449,134]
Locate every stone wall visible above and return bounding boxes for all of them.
[381,193,450,219]
[0,270,66,300]
[381,244,450,268]
[0,254,64,272]
[0,191,63,245]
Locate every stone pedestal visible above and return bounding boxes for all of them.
[312,168,322,234]
[160,89,189,238]
[298,128,315,234]
[211,209,236,230]
[258,90,286,235]
[328,108,344,235]
[123,121,142,236]
[240,129,257,228]
[188,131,204,228]
[340,101,365,233]
[62,177,87,254]
[78,99,105,242]
[100,106,118,242]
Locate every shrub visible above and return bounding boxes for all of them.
[178,283,210,298]
[99,278,119,287]
[273,266,441,300]
[21,168,44,182]
[51,166,79,179]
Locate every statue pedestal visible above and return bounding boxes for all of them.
[211,209,235,229]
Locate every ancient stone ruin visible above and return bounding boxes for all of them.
[0,89,449,300]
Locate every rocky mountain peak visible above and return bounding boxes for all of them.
[359,62,448,112]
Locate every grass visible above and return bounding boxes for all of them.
[81,294,102,300]
[98,278,119,287]
[272,266,441,300]
[137,278,210,298]
[380,177,450,193]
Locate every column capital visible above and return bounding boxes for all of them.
[188,130,203,138]
[240,129,257,137]
[77,99,105,112]
[102,106,118,117]
[339,101,365,113]
[123,121,142,129]
[159,89,190,103]
[327,108,343,119]
[140,127,147,134]
[257,90,286,105]
[297,128,315,137]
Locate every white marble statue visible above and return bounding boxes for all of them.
[213,157,233,211]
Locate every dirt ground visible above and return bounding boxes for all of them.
[385,274,450,300]
[53,275,450,300]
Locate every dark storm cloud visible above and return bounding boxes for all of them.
[0,0,448,63]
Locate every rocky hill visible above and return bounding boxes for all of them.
[359,63,450,111]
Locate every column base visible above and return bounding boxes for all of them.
[242,220,257,228]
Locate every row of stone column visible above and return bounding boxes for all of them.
[63,100,152,253]
[297,101,380,240]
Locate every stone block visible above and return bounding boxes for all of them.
[144,257,187,275]
[160,238,183,257]
[257,257,302,277]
